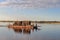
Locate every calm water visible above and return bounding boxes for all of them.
[0,23,60,40]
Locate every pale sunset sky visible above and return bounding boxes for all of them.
[0,0,60,21]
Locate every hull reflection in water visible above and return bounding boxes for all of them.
[8,26,41,34]
[13,28,31,34]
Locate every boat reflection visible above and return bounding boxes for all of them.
[8,26,41,34]
[13,28,31,34]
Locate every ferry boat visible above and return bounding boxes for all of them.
[8,21,33,30]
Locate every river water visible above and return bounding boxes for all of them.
[0,23,60,40]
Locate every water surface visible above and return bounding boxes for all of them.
[0,23,60,40]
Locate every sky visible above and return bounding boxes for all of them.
[0,0,60,21]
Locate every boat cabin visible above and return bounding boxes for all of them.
[13,21,31,26]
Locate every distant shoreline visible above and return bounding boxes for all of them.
[0,21,60,24]
[31,21,60,24]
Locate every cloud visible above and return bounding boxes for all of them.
[0,0,60,8]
